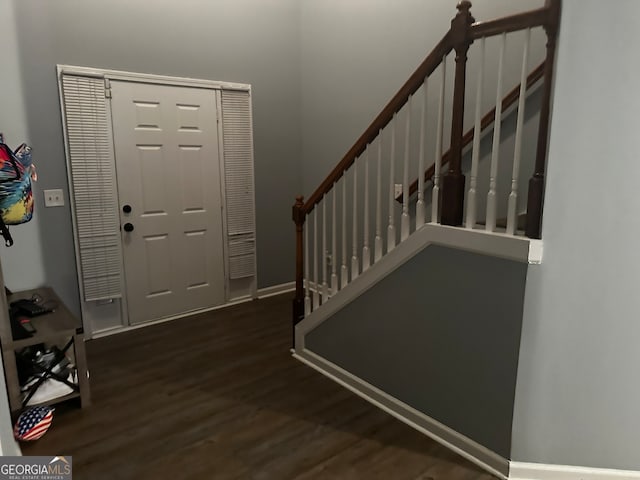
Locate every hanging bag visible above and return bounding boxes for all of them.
[0,134,36,246]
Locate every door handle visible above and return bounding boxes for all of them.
[122,204,132,213]
[123,223,134,232]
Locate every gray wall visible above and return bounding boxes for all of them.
[3,0,546,313]
[512,0,640,470]
[0,0,47,293]
[306,245,528,458]
[0,0,28,456]
[8,0,302,314]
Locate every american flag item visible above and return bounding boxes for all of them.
[14,406,54,441]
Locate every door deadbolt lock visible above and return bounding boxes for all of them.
[123,204,132,213]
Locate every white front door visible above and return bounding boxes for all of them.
[110,81,225,325]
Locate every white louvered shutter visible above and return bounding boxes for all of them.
[61,75,122,301]
[221,90,256,279]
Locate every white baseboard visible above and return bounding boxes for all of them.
[257,281,295,299]
[91,296,255,339]
[510,462,640,479]
[91,283,294,339]
[293,349,510,479]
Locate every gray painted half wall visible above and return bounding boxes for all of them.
[305,245,528,458]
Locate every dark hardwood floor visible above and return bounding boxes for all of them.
[22,294,496,480]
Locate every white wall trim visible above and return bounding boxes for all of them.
[426,224,543,264]
[257,281,295,299]
[293,349,510,479]
[0,438,21,457]
[296,222,541,342]
[57,64,250,91]
[509,462,640,480]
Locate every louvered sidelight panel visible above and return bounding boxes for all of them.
[221,90,256,280]
[61,75,122,301]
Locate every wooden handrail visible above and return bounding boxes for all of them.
[302,33,453,214]
[292,0,561,325]
[398,61,545,202]
[303,3,557,215]
[469,7,550,39]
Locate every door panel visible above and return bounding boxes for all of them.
[111,81,225,325]
[144,234,172,296]
[139,145,168,214]
[184,230,208,288]
[179,146,206,210]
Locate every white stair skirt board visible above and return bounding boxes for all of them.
[293,349,510,479]
[509,462,640,480]
[296,223,542,342]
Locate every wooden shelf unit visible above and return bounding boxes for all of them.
[0,287,91,415]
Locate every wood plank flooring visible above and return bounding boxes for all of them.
[21,294,496,480]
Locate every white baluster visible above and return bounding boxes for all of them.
[362,147,371,271]
[331,187,338,294]
[341,175,348,288]
[321,197,328,301]
[374,132,383,262]
[304,219,310,315]
[387,114,397,252]
[486,32,506,232]
[507,28,531,235]
[466,37,485,229]
[416,78,428,229]
[401,97,412,241]
[432,56,446,223]
[351,161,359,280]
[313,208,319,309]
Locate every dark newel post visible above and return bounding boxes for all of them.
[441,1,475,226]
[292,196,305,325]
[525,0,559,239]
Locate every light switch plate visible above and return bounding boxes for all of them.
[44,189,65,207]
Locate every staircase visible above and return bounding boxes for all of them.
[291,1,560,479]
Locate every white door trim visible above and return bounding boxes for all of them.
[57,64,256,337]
[57,64,250,91]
